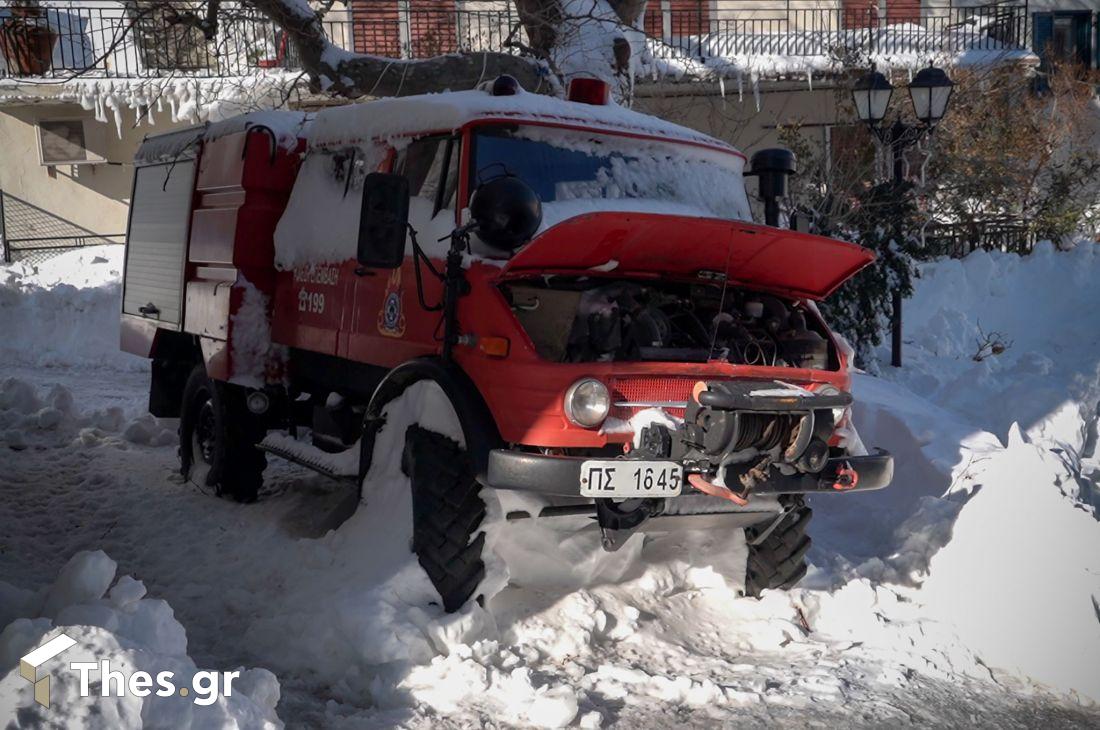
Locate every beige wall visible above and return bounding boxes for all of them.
[0,103,191,243]
[635,82,850,156]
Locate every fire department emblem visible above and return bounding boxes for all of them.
[377,268,406,337]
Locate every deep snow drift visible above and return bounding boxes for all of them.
[1,243,1099,726]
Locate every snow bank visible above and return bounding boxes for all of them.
[0,551,281,728]
[881,241,1100,446]
[0,246,144,371]
[842,240,1100,702]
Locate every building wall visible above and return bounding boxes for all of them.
[0,103,190,245]
[635,82,851,157]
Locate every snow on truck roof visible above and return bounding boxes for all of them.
[134,87,741,164]
[134,110,312,164]
[307,87,742,156]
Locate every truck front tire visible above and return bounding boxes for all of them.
[178,365,266,503]
[743,496,812,597]
[401,424,487,613]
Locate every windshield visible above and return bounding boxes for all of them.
[470,124,752,223]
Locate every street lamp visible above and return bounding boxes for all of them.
[851,69,894,128]
[850,62,954,368]
[908,64,955,127]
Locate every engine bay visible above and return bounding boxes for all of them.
[504,277,837,369]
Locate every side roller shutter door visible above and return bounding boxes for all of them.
[123,160,196,327]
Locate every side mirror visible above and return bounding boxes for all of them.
[469,174,542,251]
[357,172,409,268]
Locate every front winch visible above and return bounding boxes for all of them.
[673,380,851,502]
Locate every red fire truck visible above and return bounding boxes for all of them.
[121,77,892,611]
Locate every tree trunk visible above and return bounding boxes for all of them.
[247,0,545,98]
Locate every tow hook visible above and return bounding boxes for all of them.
[831,462,859,491]
[687,473,749,506]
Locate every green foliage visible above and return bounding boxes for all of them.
[817,181,921,366]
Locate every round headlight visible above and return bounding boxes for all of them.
[564,378,610,428]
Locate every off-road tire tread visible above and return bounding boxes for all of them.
[743,497,812,597]
[402,425,485,612]
[178,365,266,503]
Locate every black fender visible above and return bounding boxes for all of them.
[359,357,504,488]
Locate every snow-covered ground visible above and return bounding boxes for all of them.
[1,244,1098,727]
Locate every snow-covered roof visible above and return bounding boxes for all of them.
[135,110,312,165]
[307,87,742,157]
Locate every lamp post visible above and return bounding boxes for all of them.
[851,63,954,367]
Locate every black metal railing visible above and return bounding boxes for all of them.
[0,190,124,264]
[664,4,1031,63]
[0,1,1031,80]
[923,217,1037,258]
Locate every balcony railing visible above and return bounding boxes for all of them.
[0,1,1031,80]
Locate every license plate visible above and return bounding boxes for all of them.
[579,460,683,498]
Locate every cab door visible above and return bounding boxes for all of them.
[344,134,461,367]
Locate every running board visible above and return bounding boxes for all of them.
[258,433,359,484]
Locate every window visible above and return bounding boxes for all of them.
[393,135,460,217]
[1033,11,1095,70]
[469,124,751,221]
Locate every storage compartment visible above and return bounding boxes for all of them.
[123,159,197,328]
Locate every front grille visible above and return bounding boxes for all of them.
[608,376,698,420]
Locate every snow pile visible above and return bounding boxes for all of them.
[863,240,1100,702]
[0,246,143,371]
[883,241,1100,446]
[0,376,173,452]
[0,551,281,728]
[3,204,1100,722]
[229,278,286,389]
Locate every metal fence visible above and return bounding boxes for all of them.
[923,217,1038,258]
[0,0,1031,79]
[0,190,124,265]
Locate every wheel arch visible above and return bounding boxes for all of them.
[148,331,203,418]
[361,357,504,485]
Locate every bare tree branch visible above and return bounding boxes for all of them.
[246,0,547,98]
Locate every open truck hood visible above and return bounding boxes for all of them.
[500,213,874,300]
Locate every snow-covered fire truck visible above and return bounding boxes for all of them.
[121,76,892,611]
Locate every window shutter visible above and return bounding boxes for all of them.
[1032,13,1053,67]
[1073,12,1092,67]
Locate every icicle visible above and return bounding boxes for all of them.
[737,72,743,102]
[806,69,813,92]
[718,76,726,99]
[752,75,761,113]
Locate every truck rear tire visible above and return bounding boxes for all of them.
[178,365,266,503]
[743,497,812,597]
[401,424,486,613]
